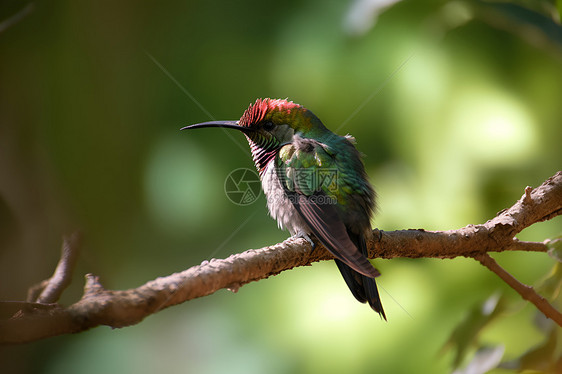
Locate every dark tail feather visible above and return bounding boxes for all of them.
[337,230,386,319]
[335,259,386,320]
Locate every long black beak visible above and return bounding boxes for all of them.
[180,121,252,133]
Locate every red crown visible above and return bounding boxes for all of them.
[239,98,301,127]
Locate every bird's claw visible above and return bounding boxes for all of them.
[292,231,316,253]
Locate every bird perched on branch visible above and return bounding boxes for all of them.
[182,98,385,319]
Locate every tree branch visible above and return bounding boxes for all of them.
[1,172,560,344]
[474,253,562,326]
[28,231,82,304]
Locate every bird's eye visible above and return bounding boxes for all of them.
[262,121,275,131]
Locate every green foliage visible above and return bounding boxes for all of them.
[547,238,562,263]
[516,328,560,373]
[444,293,508,368]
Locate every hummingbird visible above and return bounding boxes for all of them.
[182,98,385,318]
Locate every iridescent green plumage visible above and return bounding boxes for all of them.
[277,132,375,216]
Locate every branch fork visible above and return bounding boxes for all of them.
[1,171,561,344]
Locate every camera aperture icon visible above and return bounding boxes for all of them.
[224,168,261,206]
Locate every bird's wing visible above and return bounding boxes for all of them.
[276,141,379,279]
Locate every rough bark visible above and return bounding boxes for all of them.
[1,171,560,344]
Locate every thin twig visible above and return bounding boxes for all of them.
[34,232,82,304]
[474,253,562,326]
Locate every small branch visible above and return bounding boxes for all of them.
[1,172,560,344]
[369,172,561,260]
[26,280,49,303]
[29,231,82,304]
[474,253,562,326]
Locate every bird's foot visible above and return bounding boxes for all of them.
[292,231,316,253]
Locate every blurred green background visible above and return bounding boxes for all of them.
[1,0,561,373]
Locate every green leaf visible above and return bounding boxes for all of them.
[452,345,505,374]
[546,238,562,263]
[443,293,508,368]
[500,328,559,373]
[468,0,562,50]
[536,262,562,301]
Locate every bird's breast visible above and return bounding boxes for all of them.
[261,162,309,236]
